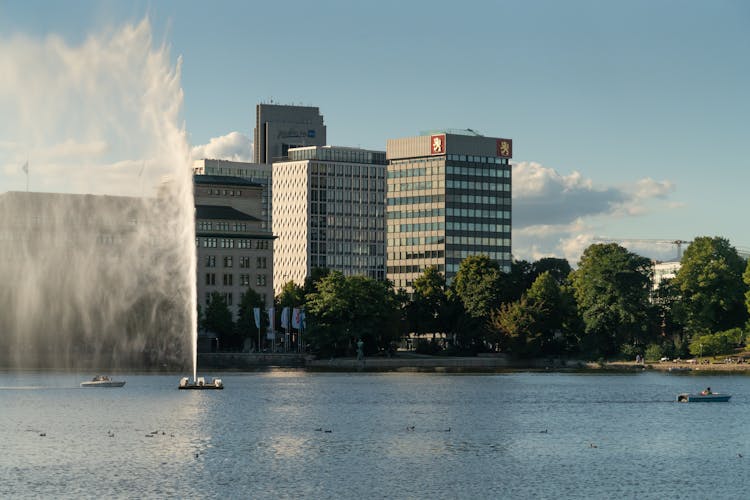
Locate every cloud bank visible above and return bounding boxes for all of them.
[190,132,253,162]
[511,161,678,264]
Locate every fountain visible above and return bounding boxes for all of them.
[0,19,198,375]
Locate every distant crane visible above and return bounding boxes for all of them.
[593,238,692,260]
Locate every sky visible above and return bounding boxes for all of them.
[1,0,748,264]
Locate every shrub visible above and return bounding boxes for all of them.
[644,344,663,361]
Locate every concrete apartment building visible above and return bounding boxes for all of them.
[194,175,274,317]
[253,103,326,164]
[272,145,387,294]
[386,130,513,292]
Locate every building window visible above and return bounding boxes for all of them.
[223,256,233,268]
[256,274,267,286]
[256,256,267,269]
[205,273,216,286]
[240,274,250,286]
[205,255,216,267]
[223,274,233,286]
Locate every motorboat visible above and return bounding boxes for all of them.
[81,375,125,388]
[178,376,223,390]
[677,392,731,402]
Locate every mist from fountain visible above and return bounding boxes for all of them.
[0,19,197,374]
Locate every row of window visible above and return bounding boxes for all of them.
[310,242,384,256]
[389,236,446,246]
[309,202,384,217]
[309,175,385,190]
[197,238,271,249]
[204,273,268,287]
[388,166,445,179]
[452,194,511,206]
[309,254,385,270]
[388,249,445,261]
[387,208,444,220]
[309,188,385,202]
[203,255,267,269]
[390,222,445,233]
[387,194,445,206]
[197,221,249,232]
[309,215,381,229]
[445,180,510,191]
[446,164,511,178]
[203,188,244,197]
[309,228,385,242]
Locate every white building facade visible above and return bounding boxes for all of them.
[272,146,386,294]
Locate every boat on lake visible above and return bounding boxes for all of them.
[676,392,731,402]
[80,375,125,388]
[178,376,223,390]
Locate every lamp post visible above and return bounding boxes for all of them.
[699,343,703,360]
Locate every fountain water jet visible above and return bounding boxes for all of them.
[0,19,198,373]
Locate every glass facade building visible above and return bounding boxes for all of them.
[386,132,512,292]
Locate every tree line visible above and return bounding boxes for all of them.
[201,236,750,361]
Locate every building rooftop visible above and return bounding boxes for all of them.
[195,205,260,221]
[194,175,263,188]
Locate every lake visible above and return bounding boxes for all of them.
[2,370,749,499]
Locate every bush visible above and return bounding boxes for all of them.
[415,339,443,355]
[644,344,663,361]
[689,328,745,357]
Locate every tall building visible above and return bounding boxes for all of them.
[193,159,272,230]
[253,104,326,164]
[272,146,387,294]
[194,175,275,317]
[386,130,512,292]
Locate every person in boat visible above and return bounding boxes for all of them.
[701,387,712,395]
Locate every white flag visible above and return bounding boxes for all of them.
[253,307,260,329]
[280,307,290,329]
[22,161,28,174]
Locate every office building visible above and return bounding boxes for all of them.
[194,175,274,317]
[193,159,272,230]
[272,146,386,294]
[386,130,512,292]
[253,103,326,164]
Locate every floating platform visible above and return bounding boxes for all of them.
[179,376,223,390]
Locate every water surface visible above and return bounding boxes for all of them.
[2,371,748,499]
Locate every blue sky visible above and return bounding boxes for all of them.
[1,0,748,263]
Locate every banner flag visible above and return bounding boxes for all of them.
[253,307,260,329]
[281,307,290,329]
[22,161,28,174]
[292,308,301,329]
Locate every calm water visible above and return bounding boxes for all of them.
[2,370,750,499]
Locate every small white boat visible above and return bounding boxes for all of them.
[80,375,125,388]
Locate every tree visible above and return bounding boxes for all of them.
[530,257,572,286]
[673,236,748,335]
[571,243,654,358]
[305,272,402,357]
[491,271,573,357]
[203,292,236,351]
[407,266,447,336]
[451,255,503,319]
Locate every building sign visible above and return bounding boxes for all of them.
[430,134,446,155]
[496,138,513,158]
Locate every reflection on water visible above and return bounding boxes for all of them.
[2,370,750,499]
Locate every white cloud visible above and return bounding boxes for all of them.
[190,132,252,162]
[511,161,680,264]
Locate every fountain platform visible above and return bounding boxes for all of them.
[178,376,223,390]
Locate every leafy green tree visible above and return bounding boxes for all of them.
[491,271,572,357]
[407,266,448,336]
[673,236,748,335]
[203,292,237,351]
[305,272,401,357]
[531,257,572,286]
[277,281,305,308]
[571,243,654,358]
[451,255,503,319]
